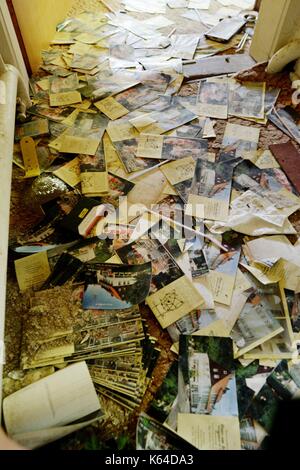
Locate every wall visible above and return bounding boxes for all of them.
[250,0,300,62]
[0,1,28,83]
[12,0,75,72]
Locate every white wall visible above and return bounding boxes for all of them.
[250,0,300,62]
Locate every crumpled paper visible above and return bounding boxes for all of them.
[207,190,297,236]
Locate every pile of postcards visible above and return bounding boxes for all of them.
[4,0,300,450]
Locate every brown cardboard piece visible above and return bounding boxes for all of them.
[269,141,300,193]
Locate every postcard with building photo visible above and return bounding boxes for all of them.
[149,216,183,255]
[73,318,145,355]
[113,138,159,173]
[186,156,235,221]
[117,238,184,295]
[73,306,142,332]
[136,413,195,451]
[248,360,300,434]
[82,262,152,310]
[197,78,229,119]
[178,335,238,417]
[117,237,204,328]
[186,235,209,279]
[204,231,241,306]
[231,286,284,358]
[228,81,266,120]
[167,309,218,344]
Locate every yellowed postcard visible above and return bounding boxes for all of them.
[186,156,234,221]
[161,156,196,185]
[50,91,82,107]
[3,362,102,449]
[50,32,75,45]
[15,252,51,292]
[146,275,204,329]
[107,120,139,142]
[81,172,109,196]
[242,259,300,292]
[59,135,100,155]
[187,194,228,221]
[95,96,129,120]
[136,134,164,159]
[197,78,229,119]
[228,81,266,120]
[103,133,127,178]
[53,157,81,187]
[208,270,237,306]
[243,149,280,169]
[177,414,241,450]
[222,123,260,158]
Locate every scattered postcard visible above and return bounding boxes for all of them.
[161,156,196,185]
[28,103,72,123]
[3,362,102,448]
[49,73,82,107]
[53,157,81,187]
[248,360,300,434]
[83,74,140,101]
[82,262,152,309]
[15,251,51,292]
[197,78,229,119]
[80,144,108,197]
[206,234,241,305]
[222,122,260,158]
[95,84,159,120]
[136,135,208,160]
[228,81,266,120]
[276,106,300,145]
[107,119,139,142]
[59,113,107,155]
[15,119,49,140]
[231,285,284,358]
[136,413,195,451]
[177,414,241,450]
[170,34,199,60]
[178,335,238,417]
[131,102,197,134]
[186,155,236,221]
[117,237,204,327]
[113,138,159,173]
[50,91,82,107]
